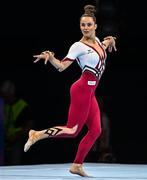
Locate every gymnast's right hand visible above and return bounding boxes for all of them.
[33,51,54,65]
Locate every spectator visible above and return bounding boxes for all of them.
[0,97,4,165]
[0,80,33,165]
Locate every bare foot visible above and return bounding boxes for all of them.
[69,163,89,177]
[24,130,37,152]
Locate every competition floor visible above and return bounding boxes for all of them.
[0,162,147,180]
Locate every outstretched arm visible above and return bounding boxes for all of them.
[102,36,117,52]
[33,51,73,72]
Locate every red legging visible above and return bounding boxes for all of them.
[65,71,102,164]
[50,71,101,164]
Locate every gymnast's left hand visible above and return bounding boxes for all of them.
[104,36,117,53]
[33,51,54,65]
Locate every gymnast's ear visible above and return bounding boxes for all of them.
[95,24,97,30]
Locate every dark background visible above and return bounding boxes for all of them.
[0,0,147,164]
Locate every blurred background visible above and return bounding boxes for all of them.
[0,0,147,165]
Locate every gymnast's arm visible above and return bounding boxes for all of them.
[33,51,74,72]
[101,36,117,52]
[49,54,74,72]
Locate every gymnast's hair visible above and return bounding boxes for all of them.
[80,5,97,23]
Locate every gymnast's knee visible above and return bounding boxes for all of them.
[71,130,79,138]
[90,127,102,140]
[68,124,79,138]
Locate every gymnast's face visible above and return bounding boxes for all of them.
[80,17,97,38]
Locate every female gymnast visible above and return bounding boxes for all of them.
[24,4,117,177]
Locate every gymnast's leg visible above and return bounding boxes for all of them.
[70,96,101,177]
[24,79,90,153]
[24,124,78,152]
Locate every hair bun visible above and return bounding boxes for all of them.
[84,5,96,15]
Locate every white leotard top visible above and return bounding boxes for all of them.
[63,37,107,79]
